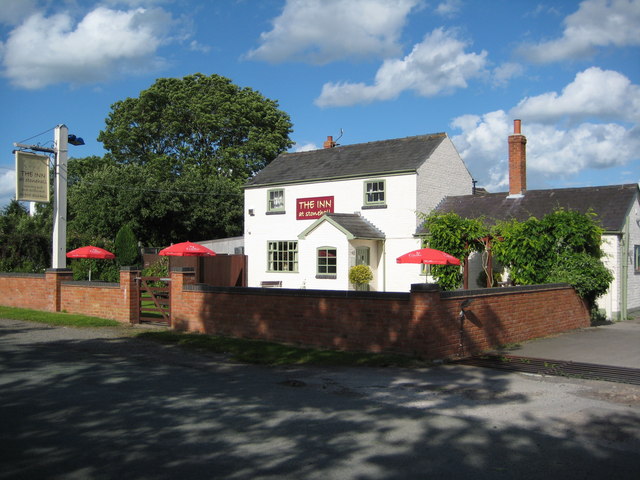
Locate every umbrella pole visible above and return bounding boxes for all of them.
[89,268,92,282]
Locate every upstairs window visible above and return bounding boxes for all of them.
[268,241,298,272]
[267,189,285,213]
[317,247,337,277]
[364,180,386,207]
[635,245,640,273]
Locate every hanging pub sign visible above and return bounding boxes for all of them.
[15,151,50,203]
[296,195,334,220]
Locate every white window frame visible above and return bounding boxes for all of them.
[267,188,285,213]
[267,240,298,272]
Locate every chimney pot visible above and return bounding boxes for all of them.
[514,119,521,134]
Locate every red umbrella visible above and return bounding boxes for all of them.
[66,246,116,281]
[396,248,460,265]
[159,241,216,257]
[67,246,116,260]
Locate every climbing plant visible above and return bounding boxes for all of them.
[492,209,612,310]
[419,209,612,313]
[418,212,488,290]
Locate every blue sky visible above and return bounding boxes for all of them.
[1,0,639,209]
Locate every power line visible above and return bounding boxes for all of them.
[17,126,56,145]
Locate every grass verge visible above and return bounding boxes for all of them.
[0,306,427,367]
[0,306,120,327]
[135,330,427,368]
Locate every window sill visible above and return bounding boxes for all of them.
[316,274,337,279]
[362,204,387,210]
[266,211,286,215]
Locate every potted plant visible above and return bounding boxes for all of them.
[349,264,373,291]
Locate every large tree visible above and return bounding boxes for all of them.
[69,73,293,246]
[97,73,293,177]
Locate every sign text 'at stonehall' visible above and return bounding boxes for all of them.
[296,196,334,220]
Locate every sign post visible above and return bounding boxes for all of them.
[52,125,69,269]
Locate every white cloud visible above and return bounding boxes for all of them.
[246,0,420,64]
[492,62,524,87]
[315,27,487,107]
[435,0,462,17]
[294,142,318,152]
[2,6,175,89]
[512,67,640,123]
[452,112,640,191]
[451,68,640,190]
[519,0,640,63]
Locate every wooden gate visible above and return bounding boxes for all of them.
[137,276,170,325]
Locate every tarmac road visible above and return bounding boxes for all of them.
[1,318,639,480]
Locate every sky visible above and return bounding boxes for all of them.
[1,0,639,210]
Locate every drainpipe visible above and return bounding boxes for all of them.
[382,239,387,292]
[621,220,629,321]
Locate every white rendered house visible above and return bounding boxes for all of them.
[243,133,473,291]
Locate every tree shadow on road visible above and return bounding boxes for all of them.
[0,322,639,479]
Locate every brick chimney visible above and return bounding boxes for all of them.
[508,119,526,197]
[323,136,336,149]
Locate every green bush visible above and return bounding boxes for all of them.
[349,264,373,286]
[115,224,139,266]
[548,252,613,308]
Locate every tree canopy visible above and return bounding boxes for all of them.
[0,200,52,272]
[68,73,293,247]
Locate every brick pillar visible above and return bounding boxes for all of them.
[170,267,196,329]
[120,267,141,324]
[45,268,73,312]
[508,119,527,196]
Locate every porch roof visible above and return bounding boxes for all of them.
[298,213,385,240]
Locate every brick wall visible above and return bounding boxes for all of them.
[170,271,590,361]
[0,268,139,323]
[0,267,590,361]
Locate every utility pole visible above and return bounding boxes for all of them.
[14,124,83,269]
[52,125,69,269]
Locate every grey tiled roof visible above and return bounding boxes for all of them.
[422,184,638,233]
[299,213,385,240]
[246,133,447,187]
[325,213,385,239]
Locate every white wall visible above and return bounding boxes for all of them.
[417,136,473,220]
[625,196,640,315]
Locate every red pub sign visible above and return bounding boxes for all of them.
[296,196,334,220]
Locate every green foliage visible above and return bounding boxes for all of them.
[349,264,373,285]
[0,200,52,272]
[98,73,293,176]
[114,224,139,266]
[0,306,120,327]
[419,209,611,308]
[491,209,610,309]
[419,212,488,290]
[548,252,613,306]
[142,256,169,279]
[68,73,293,247]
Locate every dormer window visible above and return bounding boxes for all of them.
[267,188,285,214]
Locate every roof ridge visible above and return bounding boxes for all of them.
[283,132,447,156]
